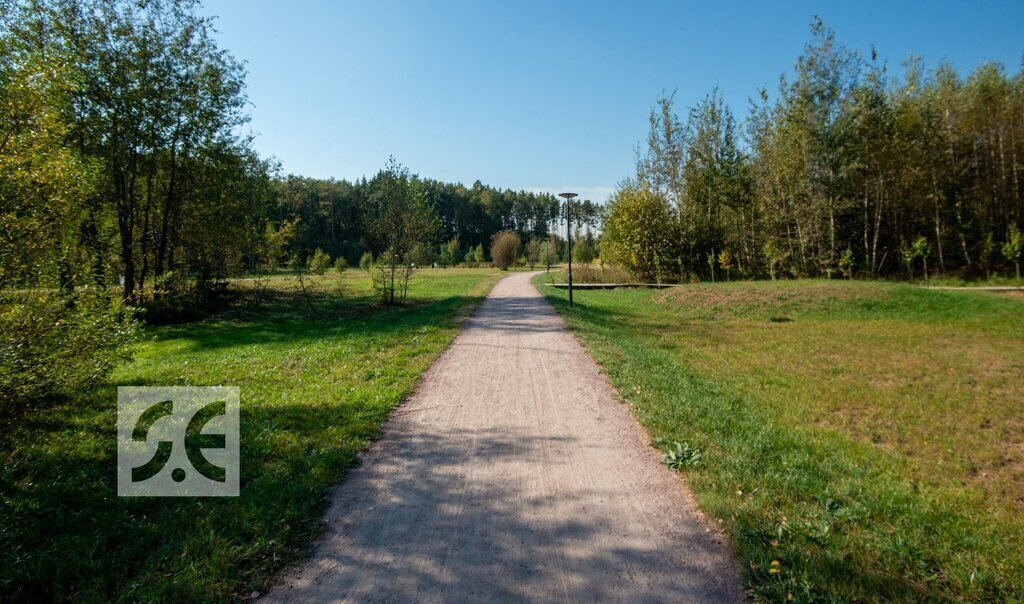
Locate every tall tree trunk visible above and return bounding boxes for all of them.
[930,168,945,272]
[863,188,870,269]
[1012,137,1021,225]
[117,171,136,303]
[155,135,179,280]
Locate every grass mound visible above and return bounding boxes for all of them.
[655,280,891,318]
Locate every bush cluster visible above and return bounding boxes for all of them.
[0,294,139,411]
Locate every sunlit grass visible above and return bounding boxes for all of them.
[538,276,1024,602]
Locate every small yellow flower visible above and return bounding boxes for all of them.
[769,560,781,575]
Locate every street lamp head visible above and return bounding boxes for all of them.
[558,192,578,200]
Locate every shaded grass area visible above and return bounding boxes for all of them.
[537,277,1024,602]
[0,268,501,601]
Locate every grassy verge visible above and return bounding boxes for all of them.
[536,276,1024,602]
[924,275,1023,288]
[1,268,501,601]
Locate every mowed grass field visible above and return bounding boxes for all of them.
[0,268,502,601]
[538,277,1024,602]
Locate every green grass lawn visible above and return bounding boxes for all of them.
[0,268,502,601]
[537,277,1024,602]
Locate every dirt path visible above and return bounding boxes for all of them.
[265,272,742,603]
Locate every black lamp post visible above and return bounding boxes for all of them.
[559,192,578,307]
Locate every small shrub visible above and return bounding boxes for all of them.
[334,256,348,273]
[572,236,596,264]
[359,251,374,270]
[838,248,854,280]
[718,249,735,281]
[490,231,521,270]
[307,248,331,275]
[540,238,559,271]
[526,238,541,269]
[410,242,433,267]
[1003,224,1023,281]
[763,241,787,280]
[367,251,414,305]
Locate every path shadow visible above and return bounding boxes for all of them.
[270,424,739,603]
[464,294,565,334]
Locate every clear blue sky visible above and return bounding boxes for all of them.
[202,1,1024,202]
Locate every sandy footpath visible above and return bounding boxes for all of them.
[264,271,742,603]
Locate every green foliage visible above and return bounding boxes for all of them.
[0,294,139,411]
[625,18,1024,282]
[473,243,486,264]
[490,231,521,270]
[571,233,596,264]
[269,175,574,274]
[142,272,232,324]
[900,242,916,273]
[447,237,462,263]
[912,236,931,283]
[717,249,735,281]
[0,23,98,291]
[838,248,854,279]
[2,0,269,301]
[362,159,438,304]
[368,253,398,304]
[438,237,460,267]
[258,219,299,271]
[658,440,703,470]
[333,256,348,273]
[540,236,560,271]
[307,248,332,275]
[980,233,997,279]
[525,238,541,269]
[359,250,374,269]
[762,241,786,281]
[636,92,686,206]
[1003,225,1023,280]
[901,236,930,281]
[409,242,434,267]
[601,186,680,282]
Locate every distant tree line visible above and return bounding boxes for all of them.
[269,174,599,268]
[604,17,1024,282]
